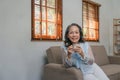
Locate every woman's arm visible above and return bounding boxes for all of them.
[73,43,94,65]
[82,44,95,65]
[82,43,94,65]
[61,46,73,67]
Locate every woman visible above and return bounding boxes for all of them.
[62,23,109,80]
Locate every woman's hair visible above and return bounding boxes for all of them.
[64,23,84,47]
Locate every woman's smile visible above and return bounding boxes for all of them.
[68,26,80,44]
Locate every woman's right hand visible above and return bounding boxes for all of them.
[67,45,73,58]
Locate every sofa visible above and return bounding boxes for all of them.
[43,45,120,80]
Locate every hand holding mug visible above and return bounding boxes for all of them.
[67,45,74,58]
[73,44,84,58]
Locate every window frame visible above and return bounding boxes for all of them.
[31,0,63,41]
[82,0,101,42]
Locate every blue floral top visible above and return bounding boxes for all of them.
[61,42,95,75]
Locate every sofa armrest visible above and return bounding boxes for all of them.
[108,56,120,64]
[43,63,83,80]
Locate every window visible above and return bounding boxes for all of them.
[82,0,101,41]
[31,0,62,41]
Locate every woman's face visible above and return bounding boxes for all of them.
[67,26,80,44]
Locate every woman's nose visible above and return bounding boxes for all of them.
[73,33,76,36]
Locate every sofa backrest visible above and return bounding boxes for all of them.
[91,45,109,66]
[46,46,63,64]
[46,45,110,66]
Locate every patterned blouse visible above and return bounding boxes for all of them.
[61,42,95,75]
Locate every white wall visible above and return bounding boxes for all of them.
[0,0,119,80]
[91,0,113,55]
[112,0,120,18]
[110,0,120,55]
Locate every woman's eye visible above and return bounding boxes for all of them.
[69,32,73,34]
[69,31,79,34]
[76,32,79,34]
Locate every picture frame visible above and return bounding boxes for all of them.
[114,19,120,25]
[116,19,120,25]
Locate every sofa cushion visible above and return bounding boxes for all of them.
[101,64,120,80]
[91,45,109,66]
[46,46,63,64]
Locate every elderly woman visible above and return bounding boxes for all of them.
[61,23,109,80]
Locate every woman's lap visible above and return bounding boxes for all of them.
[83,63,109,80]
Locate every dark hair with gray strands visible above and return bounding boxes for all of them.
[64,23,84,47]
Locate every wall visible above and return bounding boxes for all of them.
[0,0,119,80]
[91,0,113,55]
[109,0,120,54]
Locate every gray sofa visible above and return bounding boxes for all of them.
[43,45,120,80]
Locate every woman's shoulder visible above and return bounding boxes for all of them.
[80,42,89,48]
[61,44,67,50]
[84,42,89,45]
[80,42,89,45]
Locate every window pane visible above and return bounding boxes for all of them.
[32,0,62,41]
[89,29,95,39]
[35,21,40,37]
[35,0,40,4]
[89,19,95,28]
[48,22,56,36]
[82,1,100,41]
[42,22,46,35]
[42,0,45,5]
[89,29,98,40]
[83,27,88,38]
[47,0,55,8]
[35,5,40,19]
[42,7,46,20]
[89,4,95,14]
[83,19,88,28]
[47,8,56,22]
